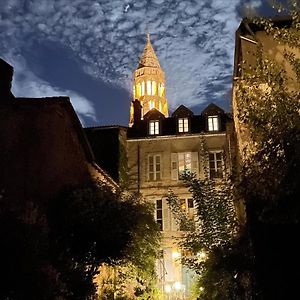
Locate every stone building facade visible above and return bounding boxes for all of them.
[126,36,233,298]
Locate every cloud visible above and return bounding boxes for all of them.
[1,50,96,123]
[0,0,247,116]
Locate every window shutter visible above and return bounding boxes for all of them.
[163,207,171,231]
[191,152,199,178]
[171,153,178,180]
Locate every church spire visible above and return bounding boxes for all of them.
[130,34,169,125]
[138,34,161,69]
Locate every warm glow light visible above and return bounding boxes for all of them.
[172,251,181,260]
[173,281,181,291]
[165,284,171,293]
[197,250,207,260]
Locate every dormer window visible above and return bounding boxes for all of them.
[178,117,189,133]
[208,116,219,131]
[149,120,159,135]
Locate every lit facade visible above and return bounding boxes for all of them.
[127,35,233,298]
[130,34,168,126]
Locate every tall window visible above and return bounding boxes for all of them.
[158,83,165,97]
[156,200,163,231]
[178,152,191,175]
[209,151,223,179]
[136,83,141,97]
[149,100,155,110]
[149,120,159,135]
[179,198,194,230]
[148,154,161,181]
[152,81,157,95]
[171,152,198,180]
[141,81,145,96]
[208,116,219,131]
[178,118,189,133]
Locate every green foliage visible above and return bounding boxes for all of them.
[235,6,300,298]
[166,139,252,298]
[94,192,161,299]
[236,11,300,222]
[0,183,160,299]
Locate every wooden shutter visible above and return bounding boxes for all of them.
[171,153,178,180]
[163,206,171,231]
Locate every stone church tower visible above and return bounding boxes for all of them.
[129,34,168,125]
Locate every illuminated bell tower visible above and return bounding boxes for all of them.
[130,34,168,125]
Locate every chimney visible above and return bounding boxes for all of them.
[132,99,142,124]
[0,58,14,100]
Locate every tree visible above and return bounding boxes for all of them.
[166,136,253,299]
[0,183,161,299]
[48,184,161,300]
[234,5,300,298]
[94,192,161,300]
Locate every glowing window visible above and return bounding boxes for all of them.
[209,152,223,179]
[178,152,192,175]
[136,83,141,97]
[208,116,219,131]
[178,118,189,133]
[141,81,145,96]
[148,154,161,181]
[147,80,152,95]
[149,120,159,135]
[152,81,157,95]
[158,83,165,97]
[171,152,198,180]
[159,101,162,112]
[149,100,155,110]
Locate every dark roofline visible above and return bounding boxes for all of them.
[14,96,95,163]
[85,125,129,130]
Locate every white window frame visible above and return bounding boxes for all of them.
[149,120,159,135]
[171,152,198,180]
[156,199,163,231]
[208,115,219,131]
[209,151,223,179]
[148,154,161,181]
[178,117,189,133]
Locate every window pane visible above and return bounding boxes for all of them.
[156,200,162,209]
[184,118,189,132]
[188,198,194,208]
[152,81,157,95]
[149,120,159,135]
[209,152,223,179]
[180,199,186,211]
[141,81,145,95]
[157,220,163,231]
[147,80,152,95]
[208,116,219,131]
[157,210,162,219]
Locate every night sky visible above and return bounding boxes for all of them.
[0,0,277,127]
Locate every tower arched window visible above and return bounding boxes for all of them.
[149,100,155,110]
[141,81,145,96]
[159,101,162,112]
[147,80,152,95]
[158,83,165,97]
[136,83,141,97]
[152,81,157,95]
